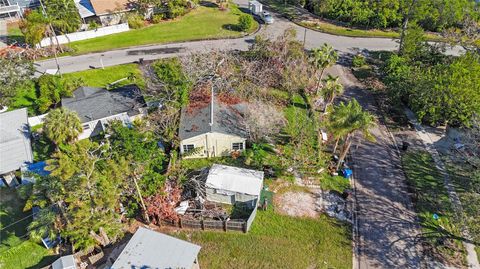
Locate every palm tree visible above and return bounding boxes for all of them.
[310,43,339,94]
[322,74,344,112]
[326,99,376,170]
[43,107,82,148]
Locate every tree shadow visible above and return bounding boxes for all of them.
[199,1,218,8]
[25,254,58,269]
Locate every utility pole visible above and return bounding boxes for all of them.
[38,0,62,75]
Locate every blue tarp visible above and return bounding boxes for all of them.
[342,168,353,179]
[25,161,50,177]
[21,161,50,184]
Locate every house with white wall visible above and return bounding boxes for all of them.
[62,85,146,140]
[179,96,247,158]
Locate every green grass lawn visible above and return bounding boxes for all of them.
[68,4,258,55]
[0,188,56,269]
[62,63,145,89]
[6,22,25,44]
[402,151,466,266]
[174,209,352,268]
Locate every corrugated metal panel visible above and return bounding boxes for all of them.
[0,108,33,174]
[111,227,201,269]
[206,164,264,196]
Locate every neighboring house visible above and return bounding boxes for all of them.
[61,85,146,140]
[88,0,134,26]
[0,0,39,20]
[51,255,77,269]
[112,227,201,269]
[205,164,264,209]
[0,108,33,186]
[74,0,96,22]
[179,96,247,158]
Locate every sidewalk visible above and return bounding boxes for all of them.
[405,108,480,269]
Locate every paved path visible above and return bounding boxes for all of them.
[329,65,424,268]
[405,109,480,269]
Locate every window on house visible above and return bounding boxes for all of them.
[82,124,90,130]
[232,142,244,150]
[183,144,195,152]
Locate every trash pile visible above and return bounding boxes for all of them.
[318,190,352,223]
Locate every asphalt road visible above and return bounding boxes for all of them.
[330,65,425,268]
[35,0,410,74]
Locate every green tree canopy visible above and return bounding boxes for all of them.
[43,107,82,147]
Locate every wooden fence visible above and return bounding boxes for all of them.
[157,215,249,233]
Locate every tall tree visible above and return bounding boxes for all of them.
[45,140,129,250]
[0,57,35,108]
[321,74,344,111]
[107,122,167,221]
[36,75,81,113]
[43,107,82,148]
[326,99,376,169]
[43,0,81,34]
[310,43,338,93]
[19,10,48,46]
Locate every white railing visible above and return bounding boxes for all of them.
[0,4,20,14]
[38,23,130,47]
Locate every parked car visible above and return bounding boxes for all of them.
[261,11,274,24]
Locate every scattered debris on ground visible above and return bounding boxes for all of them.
[275,189,352,222]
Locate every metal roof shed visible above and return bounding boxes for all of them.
[206,164,264,197]
[51,255,77,269]
[111,227,201,269]
[0,108,33,176]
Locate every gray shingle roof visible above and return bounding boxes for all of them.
[111,227,201,269]
[61,85,145,123]
[0,108,33,175]
[179,97,247,140]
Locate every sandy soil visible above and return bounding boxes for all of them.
[274,190,320,218]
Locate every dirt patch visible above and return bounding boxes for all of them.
[274,190,320,218]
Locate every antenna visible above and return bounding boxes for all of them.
[209,85,214,127]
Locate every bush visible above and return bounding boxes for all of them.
[352,54,366,67]
[128,14,144,29]
[88,21,99,30]
[151,14,164,24]
[238,14,253,32]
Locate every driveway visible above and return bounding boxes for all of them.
[329,64,424,268]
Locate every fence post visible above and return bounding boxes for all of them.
[242,221,247,233]
[201,219,205,230]
[179,218,182,228]
[223,220,227,232]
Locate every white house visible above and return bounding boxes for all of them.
[0,108,33,186]
[61,85,146,140]
[112,227,201,269]
[205,164,264,209]
[179,96,247,158]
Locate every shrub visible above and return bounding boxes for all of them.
[151,14,164,24]
[128,14,144,29]
[238,14,253,32]
[352,54,366,67]
[88,21,99,30]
